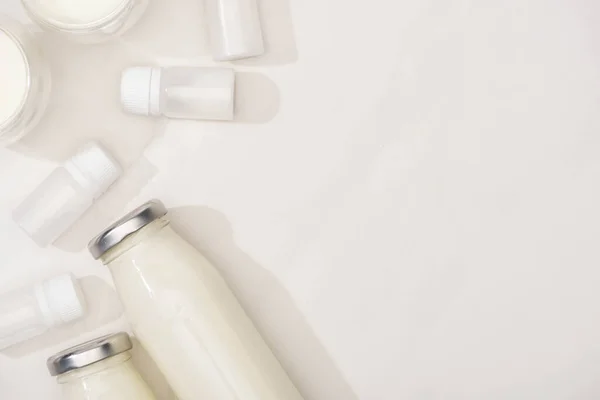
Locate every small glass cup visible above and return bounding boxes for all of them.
[0,16,51,145]
[21,0,148,43]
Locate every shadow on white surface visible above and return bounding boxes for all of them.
[131,337,178,400]
[2,276,123,358]
[169,206,359,400]
[235,72,281,124]
[54,156,158,253]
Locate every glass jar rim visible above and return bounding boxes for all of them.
[0,26,32,142]
[21,0,131,32]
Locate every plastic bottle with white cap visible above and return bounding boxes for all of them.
[205,0,265,61]
[12,142,122,247]
[120,66,235,121]
[0,273,86,350]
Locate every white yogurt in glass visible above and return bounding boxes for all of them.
[22,0,148,42]
[0,28,28,126]
[0,16,50,145]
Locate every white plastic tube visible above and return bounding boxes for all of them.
[0,274,86,350]
[13,142,122,247]
[205,0,265,61]
[121,66,235,121]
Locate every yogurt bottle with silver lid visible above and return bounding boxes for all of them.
[0,15,50,145]
[47,332,156,400]
[88,200,304,400]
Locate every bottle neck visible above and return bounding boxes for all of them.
[57,352,131,384]
[100,218,170,265]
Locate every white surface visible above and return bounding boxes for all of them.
[1,0,600,399]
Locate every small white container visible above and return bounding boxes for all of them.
[0,15,51,145]
[88,200,304,400]
[121,66,235,121]
[21,0,148,43]
[0,274,85,350]
[47,332,156,400]
[13,142,122,247]
[205,0,265,61]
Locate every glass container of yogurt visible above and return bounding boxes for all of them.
[47,332,157,400]
[0,16,50,145]
[21,0,148,43]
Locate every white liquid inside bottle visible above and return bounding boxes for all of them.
[89,200,305,400]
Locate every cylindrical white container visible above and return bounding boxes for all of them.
[47,332,156,400]
[205,0,265,61]
[0,274,85,350]
[13,142,122,247]
[121,66,235,121]
[0,15,51,145]
[88,200,304,400]
[21,0,148,43]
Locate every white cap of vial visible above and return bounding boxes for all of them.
[120,67,162,117]
[35,274,86,327]
[12,142,122,247]
[64,142,122,199]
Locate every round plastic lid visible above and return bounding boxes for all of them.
[121,67,161,117]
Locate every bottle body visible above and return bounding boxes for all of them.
[102,219,303,400]
[0,16,51,145]
[13,142,122,247]
[58,352,156,400]
[0,274,85,350]
[160,67,235,120]
[120,66,236,121]
[14,167,94,247]
[21,0,148,43]
[205,0,265,61]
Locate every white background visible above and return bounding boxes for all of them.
[1,0,600,399]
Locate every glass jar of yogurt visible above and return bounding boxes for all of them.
[21,0,148,43]
[0,16,50,145]
[47,332,156,400]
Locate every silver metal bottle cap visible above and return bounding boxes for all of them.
[88,199,168,259]
[47,332,133,376]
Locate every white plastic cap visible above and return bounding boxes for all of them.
[121,67,162,116]
[35,274,86,328]
[64,142,122,199]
